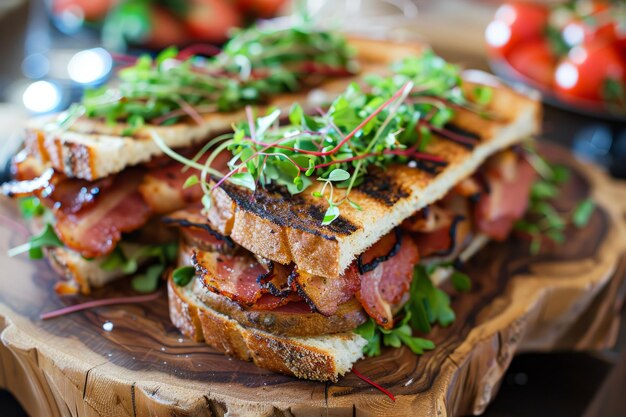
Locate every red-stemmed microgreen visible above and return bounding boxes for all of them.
[40,292,163,320]
[152,49,490,225]
[351,368,396,402]
[515,144,595,254]
[76,25,356,130]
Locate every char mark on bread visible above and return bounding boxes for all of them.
[219,182,359,240]
[357,169,410,207]
[438,123,481,149]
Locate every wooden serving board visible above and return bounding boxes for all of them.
[0,144,625,417]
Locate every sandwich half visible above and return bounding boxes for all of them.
[162,42,541,381]
[3,23,541,382]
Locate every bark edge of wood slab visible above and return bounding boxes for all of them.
[0,143,625,417]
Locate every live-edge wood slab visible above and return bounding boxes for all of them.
[0,143,625,417]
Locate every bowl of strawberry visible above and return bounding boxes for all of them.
[485,0,626,120]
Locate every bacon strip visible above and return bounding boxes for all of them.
[139,150,231,214]
[52,170,152,258]
[164,205,235,252]
[43,176,116,214]
[4,148,233,258]
[356,233,419,328]
[194,249,266,305]
[193,249,305,309]
[476,155,536,240]
[139,164,204,214]
[291,265,360,316]
[408,193,472,258]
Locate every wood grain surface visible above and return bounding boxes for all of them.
[0,143,625,417]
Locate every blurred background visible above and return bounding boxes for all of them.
[0,1,624,416]
[0,0,625,181]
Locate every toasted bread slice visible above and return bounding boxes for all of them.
[168,277,367,382]
[23,39,424,181]
[45,243,144,295]
[206,79,540,279]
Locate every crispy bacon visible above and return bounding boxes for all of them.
[356,233,419,328]
[409,193,472,258]
[194,249,266,305]
[139,151,231,214]
[164,205,235,252]
[5,146,234,259]
[193,249,306,309]
[258,261,293,297]
[253,293,302,311]
[291,265,360,316]
[358,231,401,272]
[475,155,536,240]
[453,177,482,199]
[412,223,454,258]
[402,205,452,233]
[43,176,116,214]
[52,170,152,258]
[139,164,203,214]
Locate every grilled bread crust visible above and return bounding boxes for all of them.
[23,39,424,181]
[206,80,541,279]
[168,277,367,382]
[45,245,134,295]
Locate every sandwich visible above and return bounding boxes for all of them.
[3,24,412,295]
[159,42,542,381]
[4,23,557,383]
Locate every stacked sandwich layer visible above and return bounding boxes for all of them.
[162,45,540,380]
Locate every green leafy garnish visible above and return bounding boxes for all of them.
[407,266,456,332]
[81,25,356,128]
[516,147,595,254]
[183,175,200,189]
[356,314,435,357]
[473,85,493,106]
[100,246,138,274]
[572,198,595,228]
[98,242,178,293]
[355,265,460,356]
[132,264,166,293]
[451,270,472,292]
[173,266,196,287]
[7,223,63,259]
[18,197,45,219]
[171,49,488,225]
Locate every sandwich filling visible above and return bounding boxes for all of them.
[168,147,535,331]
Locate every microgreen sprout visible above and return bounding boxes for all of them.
[355,264,466,356]
[74,25,356,131]
[516,145,595,254]
[151,49,490,226]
